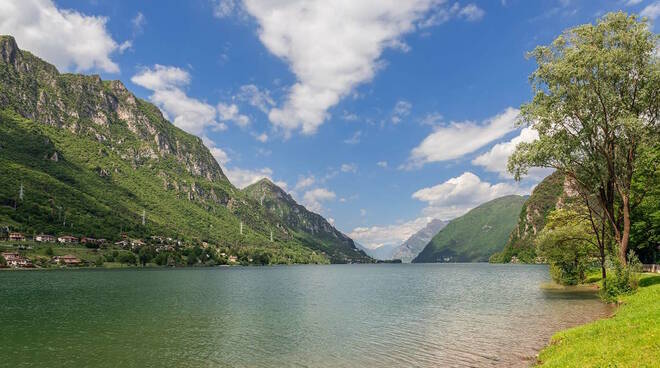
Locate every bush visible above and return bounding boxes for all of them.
[45,246,54,256]
[600,251,642,302]
[118,252,137,265]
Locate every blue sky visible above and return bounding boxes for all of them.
[1,0,658,249]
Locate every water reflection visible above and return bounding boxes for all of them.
[0,264,613,367]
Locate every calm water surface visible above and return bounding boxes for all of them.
[0,264,612,367]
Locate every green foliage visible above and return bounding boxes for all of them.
[536,206,598,285]
[491,172,566,263]
[538,274,660,367]
[117,252,136,265]
[629,143,660,263]
[413,195,526,263]
[0,36,366,265]
[508,12,660,264]
[45,246,54,256]
[600,251,643,302]
[0,254,5,266]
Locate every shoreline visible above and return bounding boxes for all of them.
[534,273,660,367]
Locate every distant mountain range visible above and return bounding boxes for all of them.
[392,219,449,263]
[0,35,371,264]
[413,195,526,263]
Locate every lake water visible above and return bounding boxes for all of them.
[0,264,612,367]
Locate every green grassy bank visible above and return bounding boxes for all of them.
[537,273,660,367]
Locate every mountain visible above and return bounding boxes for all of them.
[242,178,371,263]
[0,35,369,264]
[353,242,400,260]
[391,219,449,263]
[412,195,526,263]
[489,172,573,263]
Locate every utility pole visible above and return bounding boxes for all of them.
[19,182,24,201]
[240,221,243,235]
[270,230,273,242]
[142,210,146,226]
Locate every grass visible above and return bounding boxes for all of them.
[537,273,660,367]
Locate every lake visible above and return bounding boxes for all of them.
[0,264,612,367]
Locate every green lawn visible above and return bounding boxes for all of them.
[537,273,660,367]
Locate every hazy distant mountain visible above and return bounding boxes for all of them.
[413,195,526,263]
[391,219,449,263]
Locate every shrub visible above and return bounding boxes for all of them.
[600,251,642,302]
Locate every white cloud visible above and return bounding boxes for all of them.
[349,217,432,249]
[0,0,121,73]
[294,175,315,190]
[641,2,660,20]
[420,112,444,126]
[132,12,146,34]
[202,136,231,165]
[391,100,412,124]
[407,107,519,168]
[458,4,485,21]
[341,163,358,173]
[412,172,530,219]
[217,102,251,127]
[237,84,275,114]
[254,132,269,142]
[471,127,552,180]
[360,209,367,216]
[377,161,388,168]
[302,188,336,213]
[223,166,274,188]
[131,65,226,136]
[344,130,362,144]
[212,0,239,18]
[626,0,643,5]
[241,0,480,135]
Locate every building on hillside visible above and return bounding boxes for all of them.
[228,255,238,263]
[114,240,130,248]
[35,234,56,243]
[1,252,33,268]
[57,235,79,244]
[9,232,25,241]
[52,255,81,266]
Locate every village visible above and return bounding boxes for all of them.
[0,231,241,269]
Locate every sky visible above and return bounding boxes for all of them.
[1,0,658,250]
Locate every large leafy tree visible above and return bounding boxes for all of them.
[509,12,659,264]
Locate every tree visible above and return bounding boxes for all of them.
[509,12,660,264]
[537,205,600,285]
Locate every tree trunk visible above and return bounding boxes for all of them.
[619,193,631,265]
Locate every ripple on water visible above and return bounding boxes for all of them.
[0,264,613,367]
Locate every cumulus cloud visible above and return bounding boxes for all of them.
[391,100,412,124]
[349,217,432,249]
[407,107,519,168]
[302,188,336,213]
[412,172,530,219]
[223,166,274,188]
[458,4,485,21]
[641,2,660,20]
[212,0,239,18]
[295,175,316,191]
[241,0,484,135]
[341,163,358,173]
[131,65,227,136]
[0,0,121,72]
[202,136,231,165]
[217,102,251,127]
[472,127,554,180]
[377,161,388,168]
[237,84,275,114]
[344,130,362,144]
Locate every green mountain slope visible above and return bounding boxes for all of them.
[489,172,567,263]
[412,195,526,263]
[243,179,371,263]
[0,35,368,264]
